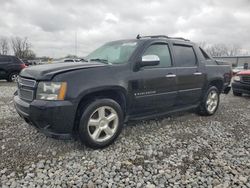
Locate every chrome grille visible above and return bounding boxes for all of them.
[18,77,36,87]
[17,77,36,101]
[18,88,34,101]
[242,76,250,84]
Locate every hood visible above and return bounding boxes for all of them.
[238,69,250,75]
[20,62,106,80]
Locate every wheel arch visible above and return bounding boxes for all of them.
[206,78,224,93]
[73,86,128,133]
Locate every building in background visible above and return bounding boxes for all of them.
[214,56,250,68]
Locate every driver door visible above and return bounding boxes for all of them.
[129,43,177,115]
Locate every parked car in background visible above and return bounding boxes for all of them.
[64,59,80,63]
[232,70,250,96]
[52,58,87,64]
[22,59,37,66]
[0,55,26,82]
[232,66,244,76]
[14,35,232,148]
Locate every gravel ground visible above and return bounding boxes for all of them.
[0,81,250,188]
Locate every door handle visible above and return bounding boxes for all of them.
[165,74,176,78]
[193,72,202,75]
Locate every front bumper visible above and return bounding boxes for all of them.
[14,95,76,139]
[232,82,250,94]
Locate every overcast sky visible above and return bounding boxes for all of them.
[0,0,250,57]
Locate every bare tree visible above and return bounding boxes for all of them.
[227,44,240,56]
[197,41,207,49]
[197,42,241,57]
[11,37,36,59]
[0,37,9,55]
[11,37,29,58]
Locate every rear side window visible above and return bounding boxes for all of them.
[0,57,11,63]
[173,45,197,67]
[143,44,172,68]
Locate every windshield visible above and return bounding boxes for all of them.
[86,41,138,64]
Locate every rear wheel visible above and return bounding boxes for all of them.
[7,72,18,82]
[78,99,123,149]
[233,91,242,96]
[197,86,220,116]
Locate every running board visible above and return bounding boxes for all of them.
[125,104,199,122]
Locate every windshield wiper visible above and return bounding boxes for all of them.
[89,58,109,64]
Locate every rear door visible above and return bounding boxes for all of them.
[172,43,206,106]
[0,56,12,79]
[129,42,177,115]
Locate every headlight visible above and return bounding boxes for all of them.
[36,82,67,100]
[234,75,241,82]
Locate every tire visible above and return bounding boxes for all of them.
[233,91,242,96]
[7,72,18,82]
[197,86,220,116]
[78,98,124,149]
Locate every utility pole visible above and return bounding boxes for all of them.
[75,30,77,58]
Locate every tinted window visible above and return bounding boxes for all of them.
[143,44,172,68]
[173,45,196,67]
[0,57,11,63]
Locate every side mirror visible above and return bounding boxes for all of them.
[140,55,160,67]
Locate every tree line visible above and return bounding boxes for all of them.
[1,36,247,59]
[198,42,248,57]
[0,36,36,60]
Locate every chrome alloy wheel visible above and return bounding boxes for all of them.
[206,90,218,114]
[11,74,18,82]
[87,106,119,142]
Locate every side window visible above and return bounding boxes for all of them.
[0,57,11,63]
[143,44,172,68]
[173,45,197,67]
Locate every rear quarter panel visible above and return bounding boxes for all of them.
[205,64,232,90]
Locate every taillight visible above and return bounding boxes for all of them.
[20,64,27,69]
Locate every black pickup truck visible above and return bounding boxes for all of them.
[14,35,232,148]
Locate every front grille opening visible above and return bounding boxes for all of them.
[18,89,34,101]
[242,76,250,84]
[18,77,36,101]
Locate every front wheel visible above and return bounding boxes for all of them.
[197,86,220,116]
[78,99,123,149]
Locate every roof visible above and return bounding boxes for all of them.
[135,34,193,43]
[0,55,15,58]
